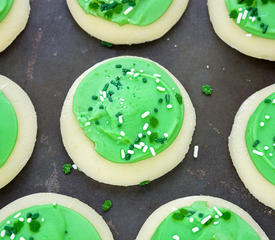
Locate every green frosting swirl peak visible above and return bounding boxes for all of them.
[77,0,173,26]
[152,201,260,240]
[0,0,13,22]
[73,57,184,163]
[225,0,275,39]
[0,204,102,239]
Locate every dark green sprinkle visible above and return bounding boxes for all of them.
[92,95,98,100]
[31,213,39,220]
[13,221,24,233]
[175,93,183,104]
[262,25,268,34]
[89,2,99,10]
[117,123,122,128]
[88,107,93,111]
[116,64,122,68]
[172,208,189,221]
[139,180,151,186]
[99,105,104,109]
[115,112,122,117]
[102,83,109,91]
[273,136,275,142]
[253,140,260,147]
[95,120,100,125]
[108,90,114,96]
[154,108,158,113]
[101,41,112,48]
[260,23,265,28]
[198,213,204,218]
[264,99,271,103]
[142,78,148,83]
[26,213,32,218]
[29,237,34,240]
[149,132,158,143]
[261,0,268,4]
[165,94,170,103]
[229,10,238,18]
[125,153,131,160]
[202,84,213,96]
[221,211,231,220]
[62,163,72,175]
[158,98,163,103]
[102,200,112,212]
[135,137,141,144]
[129,144,134,150]
[149,117,159,128]
[29,221,40,233]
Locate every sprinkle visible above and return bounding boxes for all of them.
[52,202,57,206]
[140,142,145,147]
[150,147,156,156]
[134,144,142,149]
[154,74,161,78]
[102,91,107,98]
[201,215,212,224]
[120,98,125,101]
[157,86,165,92]
[253,150,264,156]
[265,115,270,120]
[134,73,140,77]
[164,133,168,138]
[140,69,144,73]
[269,153,273,157]
[173,235,180,240]
[138,133,143,138]
[155,78,160,83]
[142,145,148,152]
[19,217,24,222]
[41,218,45,222]
[215,215,219,218]
[192,227,199,233]
[128,150,134,155]
[242,10,248,19]
[214,206,223,217]
[120,131,125,136]
[143,123,149,130]
[264,146,269,150]
[72,164,77,170]
[260,122,264,127]
[20,237,26,240]
[100,96,104,102]
[193,145,199,158]
[246,33,252,37]
[85,122,91,127]
[214,221,219,225]
[10,233,15,240]
[189,217,194,223]
[167,104,173,109]
[237,13,242,24]
[121,149,126,159]
[273,99,275,104]
[27,218,32,223]
[14,212,21,218]
[118,115,123,124]
[147,131,152,135]
[141,111,150,119]
[124,6,133,15]
[1,230,5,237]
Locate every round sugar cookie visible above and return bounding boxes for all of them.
[229,84,275,209]
[136,195,268,240]
[0,75,37,189]
[60,56,196,186]
[0,0,30,53]
[0,193,114,240]
[208,0,275,61]
[66,0,189,45]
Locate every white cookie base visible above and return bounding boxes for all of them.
[66,0,189,45]
[0,0,30,53]
[208,0,275,61]
[0,75,37,189]
[136,195,268,240]
[229,84,275,209]
[0,193,114,240]
[60,56,196,186]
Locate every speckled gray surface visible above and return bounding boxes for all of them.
[0,0,274,239]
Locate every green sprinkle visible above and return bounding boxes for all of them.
[102,83,109,91]
[88,107,93,111]
[116,64,122,68]
[26,213,32,218]
[149,132,158,143]
[92,95,98,100]
[149,117,159,128]
[29,237,34,240]
[142,78,148,83]
[158,98,163,103]
[154,108,158,113]
[139,180,151,186]
[261,0,268,3]
[101,41,113,48]
[175,93,183,104]
[198,213,204,218]
[125,153,131,160]
[229,10,238,18]
[89,2,99,10]
[264,99,271,103]
[262,25,268,34]
[29,220,41,233]
[202,84,213,96]
[102,200,112,212]
[62,163,72,175]
[129,144,134,150]
[95,120,100,125]
[253,140,260,147]
[99,105,104,109]
[13,221,24,233]
[165,94,170,103]
[172,208,189,221]
[31,213,39,220]
[221,211,231,220]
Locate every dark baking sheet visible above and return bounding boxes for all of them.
[0,0,274,239]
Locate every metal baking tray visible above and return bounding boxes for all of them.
[0,0,274,239]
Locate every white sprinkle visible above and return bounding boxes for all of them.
[238,8,243,11]
[253,150,264,156]
[143,123,149,130]
[192,227,199,233]
[14,212,21,218]
[134,144,142,149]
[127,71,134,75]
[265,115,270,120]
[214,206,223,217]
[128,150,134,155]
[72,164,77,170]
[172,235,180,240]
[242,10,248,19]
[6,221,10,224]
[237,13,243,24]
[215,215,219,219]
[201,215,212,224]
[189,217,194,223]
[157,86,165,92]
[141,111,150,119]
[118,115,123,124]
[103,91,107,98]
[121,149,125,159]
[85,122,91,127]
[120,131,125,136]
[167,104,173,109]
[154,74,161,78]
[118,136,122,140]
[10,233,15,240]
[155,78,160,83]
[272,99,275,104]
[214,221,219,225]
[269,153,273,157]
[246,33,252,37]
[100,90,103,94]
[251,16,256,22]
[120,98,125,101]
[140,69,144,73]
[206,65,210,69]
[193,145,199,158]
[164,133,168,138]
[134,73,139,77]
[124,6,133,15]
[150,147,156,156]
[27,218,32,223]
[100,96,104,102]
[52,202,57,206]
[260,121,264,127]
[1,230,5,237]
[19,217,24,222]
[20,237,26,240]
[147,131,151,135]
[138,133,143,138]
[142,145,148,152]
[140,142,145,147]
[264,146,269,150]
[41,218,45,222]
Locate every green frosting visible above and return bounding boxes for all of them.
[0,0,13,22]
[152,201,260,240]
[73,57,184,163]
[77,0,173,26]
[0,90,18,168]
[225,0,275,39]
[245,92,275,185]
[0,204,102,239]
